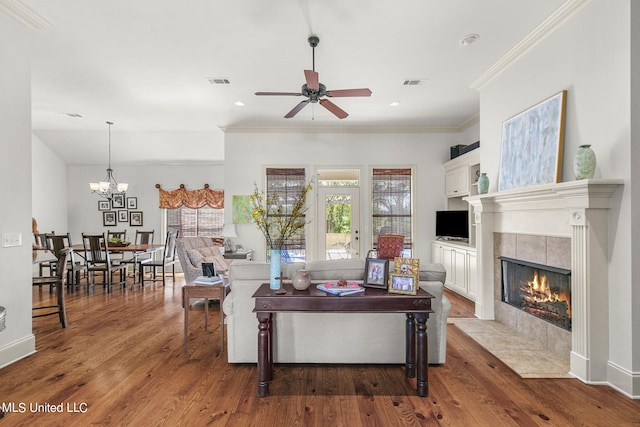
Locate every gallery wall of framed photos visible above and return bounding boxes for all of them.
[98,195,143,227]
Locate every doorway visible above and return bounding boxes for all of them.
[317,186,360,260]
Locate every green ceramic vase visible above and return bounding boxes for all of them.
[573,145,596,180]
[477,173,489,194]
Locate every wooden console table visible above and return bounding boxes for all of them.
[252,283,434,397]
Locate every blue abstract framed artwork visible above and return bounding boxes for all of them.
[498,91,567,191]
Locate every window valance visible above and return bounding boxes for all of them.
[156,184,224,209]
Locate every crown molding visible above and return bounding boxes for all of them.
[0,0,52,29]
[220,125,467,134]
[470,0,592,91]
[220,114,480,134]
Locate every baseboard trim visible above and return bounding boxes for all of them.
[607,361,640,399]
[0,334,36,369]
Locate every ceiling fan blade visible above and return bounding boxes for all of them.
[255,92,302,96]
[319,99,348,119]
[304,70,319,91]
[284,100,310,118]
[326,88,372,97]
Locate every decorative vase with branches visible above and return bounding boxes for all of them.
[249,178,313,289]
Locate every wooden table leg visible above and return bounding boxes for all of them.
[220,284,226,353]
[415,312,429,397]
[183,288,189,352]
[257,312,272,397]
[405,313,416,378]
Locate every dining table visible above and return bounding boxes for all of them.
[71,243,164,283]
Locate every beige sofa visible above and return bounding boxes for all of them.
[223,258,451,365]
[176,237,229,284]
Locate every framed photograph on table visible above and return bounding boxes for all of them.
[364,258,389,289]
[130,211,143,226]
[127,197,137,209]
[394,257,420,276]
[103,211,117,227]
[118,210,128,222]
[98,201,110,211]
[388,273,418,295]
[111,194,125,209]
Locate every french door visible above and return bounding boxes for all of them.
[316,187,360,260]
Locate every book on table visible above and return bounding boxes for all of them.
[317,281,365,296]
[194,275,223,285]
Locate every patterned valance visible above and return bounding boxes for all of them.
[156,184,224,209]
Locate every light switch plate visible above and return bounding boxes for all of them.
[2,233,22,247]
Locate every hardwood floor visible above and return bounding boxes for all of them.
[1,276,639,426]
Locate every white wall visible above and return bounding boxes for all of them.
[32,134,68,233]
[0,13,36,366]
[66,164,224,242]
[478,0,637,396]
[224,131,471,263]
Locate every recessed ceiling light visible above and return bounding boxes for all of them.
[234,101,245,107]
[459,34,479,46]
[389,101,400,107]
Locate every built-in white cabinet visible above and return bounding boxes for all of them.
[443,149,481,200]
[432,240,477,301]
[445,166,469,197]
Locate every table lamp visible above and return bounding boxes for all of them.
[222,224,238,253]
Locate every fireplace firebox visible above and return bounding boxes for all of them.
[499,257,571,331]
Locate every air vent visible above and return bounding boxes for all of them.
[65,113,83,118]
[403,79,426,86]
[208,78,231,85]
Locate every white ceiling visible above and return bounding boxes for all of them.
[8,0,566,165]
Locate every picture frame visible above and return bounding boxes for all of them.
[127,197,137,209]
[118,210,128,222]
[498,90,567,191]
[103,211,117,227]
[129,211,143,227]
[98,200,110,211]
[232,195,252,224]
[394,257,420,276]
[111,194,125,209]
[364,258,389,289]
[388,273,418,295]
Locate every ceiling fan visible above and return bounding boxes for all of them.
[255,36,372,119]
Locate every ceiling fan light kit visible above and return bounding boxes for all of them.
[255,36,372,119]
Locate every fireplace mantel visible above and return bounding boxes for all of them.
[465,179,623,384]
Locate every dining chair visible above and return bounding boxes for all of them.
[107,230,128,262]
[121,230,155,281]
[33,232,54,276]
[139,230,179,287]
[32,248,72,328]
[45,232,87,293]
[82,233,127,292]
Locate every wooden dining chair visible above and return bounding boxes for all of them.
[107,230,128,262]
[82,233,127,292]
[32,248,72,328]
[45,233,87,293]
[139,230,179,287]
[121,230,155,281]
[33,232,54,276]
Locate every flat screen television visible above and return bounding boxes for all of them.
[436,210,469,240]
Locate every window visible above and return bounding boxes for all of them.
[266,167,307,261]
[166,206,224,237]
[371,168,413,255]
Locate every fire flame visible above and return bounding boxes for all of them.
[527,271,571,317]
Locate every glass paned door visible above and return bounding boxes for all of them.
[317,187,360,260]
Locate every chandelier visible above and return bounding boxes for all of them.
[89,121,128,200]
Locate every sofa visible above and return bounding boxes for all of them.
[176,236,230,284]
[223,258,451,365]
